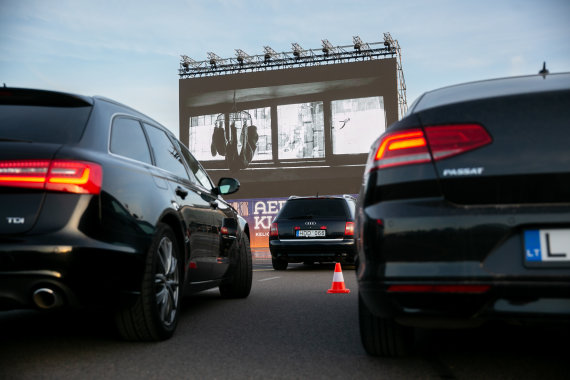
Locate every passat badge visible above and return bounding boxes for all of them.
[442,167,484,176]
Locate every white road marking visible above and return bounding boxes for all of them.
[258,276,281,282]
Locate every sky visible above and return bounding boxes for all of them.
[1,0,569,138]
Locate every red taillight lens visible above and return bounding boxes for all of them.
[373,129,431,169]
[387,284,490,294]
[344,221,355,236]
[0,160,50,189]
[370,124,491,171]
[425,124,492,161]
[46,161,102,194]
[270,222,279,237]
[0,160,102,194]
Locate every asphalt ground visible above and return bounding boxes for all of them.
[0,251,568,379]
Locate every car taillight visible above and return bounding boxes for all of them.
[0,159,102,194]
[270,222,279,237]
[373,129,431,169]
[424,124,492,160]
[344,221,355,236]
[370,124,491,171]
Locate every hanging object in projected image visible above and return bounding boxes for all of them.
[209,97,260,171]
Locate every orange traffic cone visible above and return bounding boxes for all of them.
[327,262,350,294]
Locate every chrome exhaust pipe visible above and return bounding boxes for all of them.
[33,288,63,309]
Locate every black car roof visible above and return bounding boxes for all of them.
[410,72,570,114]
[0,87,93,107]
[1,87,170,136]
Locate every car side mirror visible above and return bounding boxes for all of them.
[215,177,240,195]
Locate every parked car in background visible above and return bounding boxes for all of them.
[0,88,252,341]
[269,195,357,270]
[356,72,570,356]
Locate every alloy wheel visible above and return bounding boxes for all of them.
[155,236,179,327]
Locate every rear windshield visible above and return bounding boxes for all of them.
[279,198,348,219]
[0,104,92,144]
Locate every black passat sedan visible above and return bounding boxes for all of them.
[356,72,570,356]
[0,88,252,341]
[269,195,356,270]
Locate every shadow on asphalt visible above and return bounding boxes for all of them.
[0,308,118,341]
[0,262,355,342]
[414,320,570,355]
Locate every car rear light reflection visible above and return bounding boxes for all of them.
[370,124,491,171]
[0,159,102,194]
[387,284,491,294]
[345,221,355,236]
[270,222,279,237]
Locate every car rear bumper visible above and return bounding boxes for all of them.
[269,238,356,263]
[356,197,570,325]
[359,277,570,325]
[0,239,146,311]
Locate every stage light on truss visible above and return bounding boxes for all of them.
[263,46,278,63]
[235,49,251,66]
[321,39,334,56]
[181,55,193,71]
[383,32,394,49]
[207,52,222,68]
[353,36,363,51]
[292,43,304,59]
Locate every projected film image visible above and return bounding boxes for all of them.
[332,96,385,154]
[189,96,385,165]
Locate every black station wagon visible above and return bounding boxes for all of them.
[269,195,357,270]
[0,88,252,341]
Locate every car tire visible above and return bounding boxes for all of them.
[115,223,181,341]
[219,234,253,298]
[272,257,288,270]
[358,292,413,357]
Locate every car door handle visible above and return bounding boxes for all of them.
[175,186,188,199]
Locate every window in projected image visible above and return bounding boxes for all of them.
[190,108,271,162]
[189,114,225,161]
[277,102,324,160]
[245,107,271,162]
[332,96,385,154]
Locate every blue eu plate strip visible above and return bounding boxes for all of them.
[525,230,541,262]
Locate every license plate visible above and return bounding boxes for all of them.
[296,230,326,238]
[524,229,570,264]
